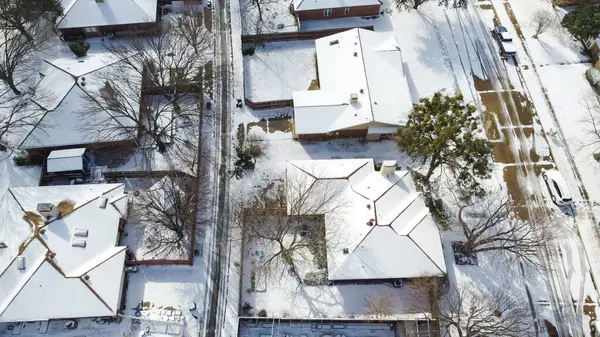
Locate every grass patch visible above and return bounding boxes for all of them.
[204,60,213,100]
[204,8,212,32]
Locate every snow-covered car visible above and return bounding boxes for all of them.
[541,168,572,206]
[492,26,517,57]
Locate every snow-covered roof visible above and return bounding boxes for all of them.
[294,0,381,11]
[57,0,158,29]
[47,148,87,173]
[293,28,413,135]
[0,184,128,322]
[286,159,446,281]
[20,45,139,150]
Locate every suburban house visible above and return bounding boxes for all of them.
[0,184,129,322]
[57,0,159,38]
[292,0,382,21]
[19,48,141,157]
[292,28,414,141]
[286,159,447,281]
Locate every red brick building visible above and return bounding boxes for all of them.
[293,0,382,21]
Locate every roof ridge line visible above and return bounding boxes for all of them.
[407,231,446,275]
[384,192,421,227]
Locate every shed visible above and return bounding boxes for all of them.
[46,148,89,174]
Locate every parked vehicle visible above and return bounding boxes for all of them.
[207,0,212,8]
[541,168,573,205]
[492,26,517,57]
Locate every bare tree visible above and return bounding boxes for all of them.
[0,29,36,95]
[580,92,600,154]
[135,174,197,258]
[0,0,62,42]
[438,284,533,337]
[170,2,212,56]
[80,26,205,152]
[0,91,46,149]
[456,196,556,268]
[365,291,397,318]
[531,9,556,38]
[242,171,348,283]
[393,0,466,10]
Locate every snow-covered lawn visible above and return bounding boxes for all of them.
[241,236,429,319]
[240,0,297,34]
[244,41,316,102]
[505,0,590,66]
[538,64,600,203]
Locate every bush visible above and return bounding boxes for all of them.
[257,309,267,317]
[68,39,91,57]
[231,145,256,179]
[242,45,255,56]
[13,152,32,166]
[586,67,600,91]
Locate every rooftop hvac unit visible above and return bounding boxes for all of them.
[72,239,87,248]
[329,39,339,46]
[16,256,25,270]
[380,160,397,175]
[36,203,59,219]
[74,228,89,237]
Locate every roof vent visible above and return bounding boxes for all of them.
[36,203,59,220]
[49,252,56,258]
[74,228,89,237]
[83,274,90,281]
[80,77,86,87]
[329,39,339,46]
[0,242,7,249]
[380,160,397,175]
[40,228,46,234]
[343,248,349,254]
[98,197,108,209]
[16,256,25,270]
[353,52,358,57]
[366,219,376,227]
[349,93,358,104]
[78,60,84,63]
[366,204,371,209]
[359,89,364,94]
[72,239,86,248]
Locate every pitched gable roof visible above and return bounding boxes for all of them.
[292,28,414,135]
[286,159,446,281]
[57,0,157,29]
[0,184,128,322]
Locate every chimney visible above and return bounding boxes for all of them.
[36,203,59,220]
[349,93,358,104]
[380,160,397,175]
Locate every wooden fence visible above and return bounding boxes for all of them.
[244,98,293,110]
[241,26,374,44]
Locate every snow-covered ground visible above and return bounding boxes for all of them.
[244,41,316,101]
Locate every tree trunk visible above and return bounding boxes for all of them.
[16,24,34,42]
[256,0,263,21]
[424,152,440,181]
[7,78,21,95]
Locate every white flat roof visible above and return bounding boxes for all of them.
[47,149,86,173]
[294,0,381,11]
[48,148,86,159]
[0,184,128,322]
[286,159,446,281]
[293,28,414,135]
[20,46,139,150]
[57,0,158,29]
